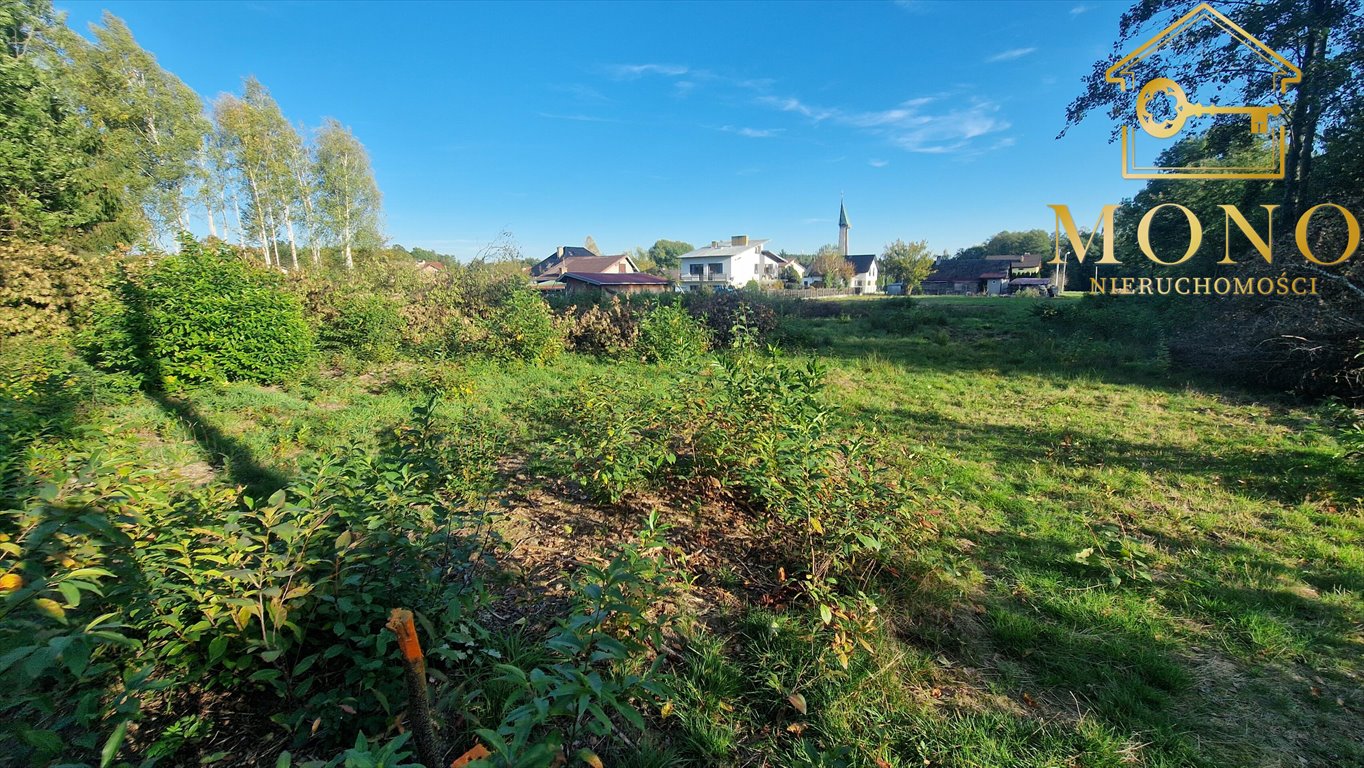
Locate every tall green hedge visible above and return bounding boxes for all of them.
[81,239,314,387]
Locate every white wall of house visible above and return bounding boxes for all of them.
[850,261,878,293]
[678,237,770,290]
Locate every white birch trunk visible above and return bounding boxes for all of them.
[230,189,245,247]
[283,204,299,271]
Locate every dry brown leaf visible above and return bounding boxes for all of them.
[787,692,808,715]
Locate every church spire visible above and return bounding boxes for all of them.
[838,196,850,256]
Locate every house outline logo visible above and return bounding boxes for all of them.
[1105,2,1302,180]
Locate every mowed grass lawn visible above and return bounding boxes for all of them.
[77,294,1362,767]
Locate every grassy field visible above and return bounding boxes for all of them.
[15,294,1362,767]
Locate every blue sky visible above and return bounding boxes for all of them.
[58,0,1140,261]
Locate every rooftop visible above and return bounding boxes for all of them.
[560,272,670,286]
[679,238,770,259]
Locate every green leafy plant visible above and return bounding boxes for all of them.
[637,303,709,364]
[81,238,315,387]
[479,513,678,766]
[320,292,403,363]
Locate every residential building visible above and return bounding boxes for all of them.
[677,235,771,291]
[921,259,1005,295]
[847,253,878,294]
[763,250,805,282]
[558,272,671,295]
[414,260,447,276]
[531,246,639,280]
[922,256,1053,295]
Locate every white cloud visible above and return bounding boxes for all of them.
[758,96,838,122]
[720,125,782,138]
[609,63,689,79]
[985,47,1037,63]
[1070,4,1091,15]
[868,159,889,168]
[756,93,1010,155]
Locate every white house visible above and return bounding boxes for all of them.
[846,254,878,294]
[677,235,776,291]
[763,250,805,282]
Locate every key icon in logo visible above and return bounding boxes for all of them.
[1136,77,1282,139]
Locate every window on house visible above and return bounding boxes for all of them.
[689,264,704,276]
[709,262,724,275]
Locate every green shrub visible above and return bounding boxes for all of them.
[321,292,403,362]
[0,339,105,493]
[546,386,681,503]
[82,239,315,387]
[0,241,114,338]
[460,287,563,363]
[144,240,314,385]
[638,303,710,363]
[0,396,500,764]
[74,293,144,385]
[480,513,677,765]
[684,292,777,349]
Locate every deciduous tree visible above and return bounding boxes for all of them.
[880,239,935,292]
[314,118,381,270]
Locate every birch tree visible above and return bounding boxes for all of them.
[67,12,208,246]
[213,79,306,269]
[314,118,381,270]
[213,92,273,266]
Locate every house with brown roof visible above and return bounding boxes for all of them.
[923,256,1053,295]
[558,272,671,295]
[921,259,1005,295]
[531,246,640,280]
[984,253,1044,276]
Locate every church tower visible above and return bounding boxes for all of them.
[838,197,850,256]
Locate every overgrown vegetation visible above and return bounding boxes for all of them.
[3,273,1360,766]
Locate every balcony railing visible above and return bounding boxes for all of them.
[680,271,725,282]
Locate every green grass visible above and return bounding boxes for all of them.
[23,295,1361,767]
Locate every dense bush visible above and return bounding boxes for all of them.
[454,286,564,364]
[320,292,404,362]
[637,303,710,363]
[547,383,682,503]
[685,291,777,349]
[543,348,911,669]
[78,239,315,387]
[563,297,640,358]
[0,339,110,493]
[0,241,115,338]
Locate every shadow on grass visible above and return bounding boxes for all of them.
[120,280,291,500]
[146,390,290,499]
[866,404,1359,507]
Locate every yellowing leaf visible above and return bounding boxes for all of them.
[659,701,674,719]
[0,573,22,593]
[35,597,66,622]
[787,692,807,715]
[577,749,604,768]
[809,517,824,534]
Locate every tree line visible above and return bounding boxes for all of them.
[1,1,382,268]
